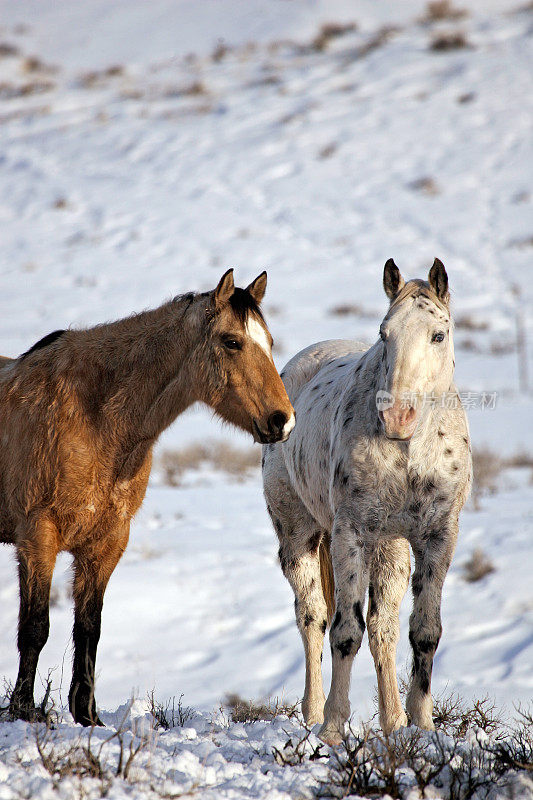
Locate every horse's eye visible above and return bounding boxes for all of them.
[379,328,386,342]
[222,337,242,351]
[432,331,445,343]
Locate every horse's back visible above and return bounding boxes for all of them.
[281,340,368,402]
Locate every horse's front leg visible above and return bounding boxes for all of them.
[407,521,458,729]
[319,511,370,746]
[69,522,130,726]
[10,516,58,721]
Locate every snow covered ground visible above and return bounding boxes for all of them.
[0,0,532,796]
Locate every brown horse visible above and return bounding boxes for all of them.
[0,269,294,726]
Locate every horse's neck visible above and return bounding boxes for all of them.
[80,301,200,450]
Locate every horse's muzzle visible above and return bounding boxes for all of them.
[253,411,296,444]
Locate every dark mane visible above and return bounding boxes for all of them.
[229,287,264,324]
[19,329,66,361]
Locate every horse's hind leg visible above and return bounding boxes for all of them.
[10,517,58,721]
[69,522,130,726]
[367,539,410,734]
[264,463,329,725]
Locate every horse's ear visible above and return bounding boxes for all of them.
[428,258,449,304]
[246,271,267,305]
[383,258,405,301]
[214,269,235,308]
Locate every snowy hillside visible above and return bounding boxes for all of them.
[0,0,532,797]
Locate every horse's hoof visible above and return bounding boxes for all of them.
[318,722,345,747]
[382,710,409,735]
[71,706,105,727]
[9,703,47,723]
[302,699,325,727]
[414,718,435,732]
[74,713,105,727]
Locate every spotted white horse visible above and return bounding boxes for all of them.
[263,259,472,745]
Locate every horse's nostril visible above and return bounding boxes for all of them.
[268,411,287,435]
[405,406,416,424]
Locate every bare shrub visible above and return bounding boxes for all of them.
[79,66,124,88]
[358,25,399,58]
[462,548,495,583]
[35,711,149,791]
[164,80,207,99]
[160,440,261,486]
[311,21,357,51]
[324,707,510,799]
[456,337,479,352]
[420,1,468,23]
[0,80,54,98]
[492,706,533,775]
[224,693,299,723]
[317,142,338,160]
[0,43,20,57]
[21,56,57,74]
[490,338,515,356]
[212,41,231,62]
[408,176,440,195]
[457,91,476,103]
[505,452,533,469]
[1,672,55,723]
[512,1,533,12]
[471,447,502,504]
[430,31,471,51]
[455,314,489,332]
[272,728,327,766]
[328,303,376,318]
[147,691,194,729]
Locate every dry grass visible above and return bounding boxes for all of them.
[462,548,496,583]
[420,0,469,23]
[310,21,358,52]
[430,31,471,51]
[159,440,261,486]
[224,693,300,723]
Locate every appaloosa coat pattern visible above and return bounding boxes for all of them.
[263,259,472,745]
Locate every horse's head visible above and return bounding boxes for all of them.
[205,269,295,444]
[377,258,454,441]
